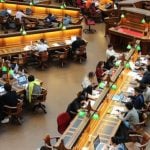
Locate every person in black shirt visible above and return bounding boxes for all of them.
[129,87,145,110]
[0,83,19,123]
[104,55,115,70]
[70,37,87,59]
[66,91,86,119]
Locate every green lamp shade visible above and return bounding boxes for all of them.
[136,45,141,51]
[22,30,27,35]
[92,113,99,120]
[115,61,120,67]
[78,110,86,118]
[9,69,14,75]
[125,63,130,68]
[20,27,23,32]
[63,3,66,8]
[60,5,64,9]
[127,44,131,50]
[59,23,63,28]
[0,0,5,2]
[29,2,33,5]
[141,18,146,24]
[62,26,66,30]
[111,84,117,90]
[98,82,105,89]
[121,14,125,18]
[2,66,7,72]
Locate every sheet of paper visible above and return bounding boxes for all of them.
[110,106,124,115]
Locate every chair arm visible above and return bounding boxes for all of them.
[18,99,23,102]
[129,134,143,138]
[32,94,43,97]
[3,105,17,109]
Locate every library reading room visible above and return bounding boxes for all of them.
[0,0,150,150]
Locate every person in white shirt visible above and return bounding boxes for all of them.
[15,10,27,22]
[35,39,49,52]
[82,72,97,89]
[106,44,120,59]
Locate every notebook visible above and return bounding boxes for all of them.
[17,75,28,85]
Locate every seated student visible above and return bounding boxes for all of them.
[66,91,86,119]
[95,61,107,82]
[106,44,120,59]
[118,102,139,130]
[35,39,49,52]
[82,72,97,89]
[0,83,19,123]
[26,75,42,103]
[71,37,87,59]
[63,14,72,26]
[104,55,116,70]
[81,85,99,100]
[129,87,145,110]
[137,65,150,84]
[139,84,150,104]
[103,136,126,150]
[15,10,27,22]
[44,13,57,24]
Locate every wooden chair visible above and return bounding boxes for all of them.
[51,48,68,67]
[42,134,60,150]
[126,132,150,150]
[130,113,148,134]
[38,51,49,70]
[32,88,47,113]
[3,99,23,125]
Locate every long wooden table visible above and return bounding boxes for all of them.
[0,25,82,56]
[0,1,80,19]
[54,49,139,149]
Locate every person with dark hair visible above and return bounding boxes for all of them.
[71,37,87,59]
[82,72,97,89]
[104,55,116,70]
[118,102,139,129]
[0,83,19,123]
[95,61,107,82]
[139,84,150,104]
[129,87,145,110]
[26,75,42,103]
[66,91,86,119]
[138,65,150,84]
[44,13,57,24]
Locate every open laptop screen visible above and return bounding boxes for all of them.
[17,75,28,85]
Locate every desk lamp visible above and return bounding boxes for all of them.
[79,101,99,119]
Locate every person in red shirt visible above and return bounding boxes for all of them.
[95,61,106,82]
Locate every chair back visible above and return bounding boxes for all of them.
[4,100,23,116]
[57,112,71,134]
[39,51,49,62]
[32,88,47,103]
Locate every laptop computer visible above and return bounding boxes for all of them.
[17,75,28,86]
[93,135,105,150]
